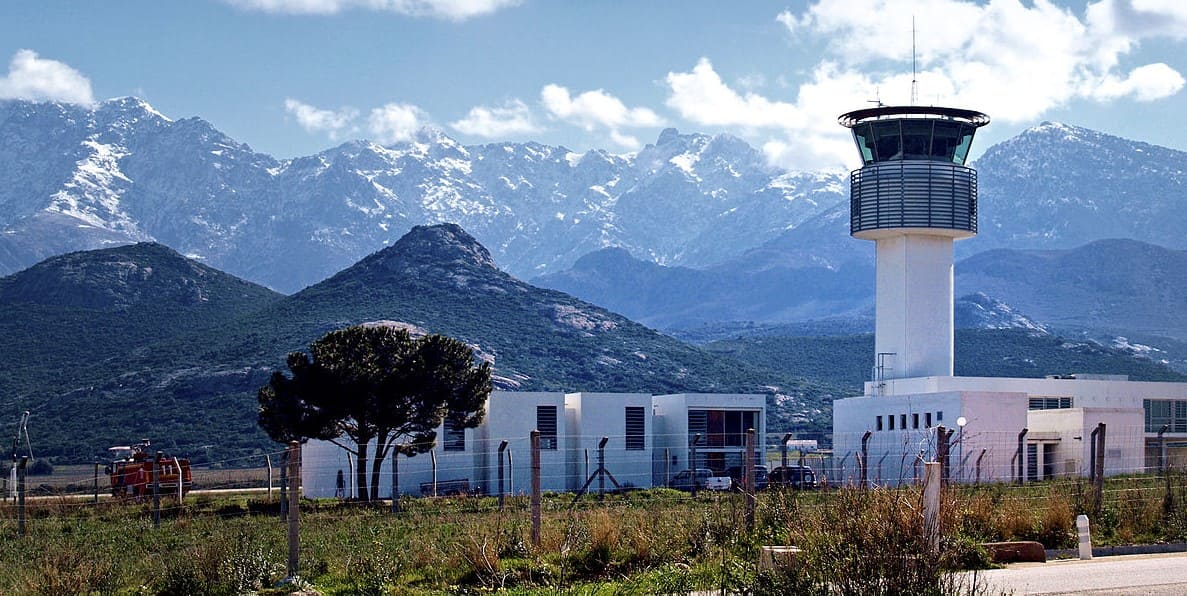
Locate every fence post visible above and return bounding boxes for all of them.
[497,440,508,510]
[287,441,300,578]
[664,447,670,487]
[744,429,756,532]
[280,450,289,521]
[781,433,792,470]
[153,451,162,529]
[597,437,607,502]
[508,449,514,496]
[1158,424,1169,474]
[976,448,987,484]
[266,454,273,502]
[391,446,399,514]
[93,461,100,504]
[430,449,438,498]
[530,430,541,548]
[1093,423,1106,515]
[17,456,27,536]
[1016,428,1028,485]
[860,431,871,489]
[690,433,702,498]
[923,461,941,554]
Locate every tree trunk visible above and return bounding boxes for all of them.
[370,451,384,502]
[356,440,370,501]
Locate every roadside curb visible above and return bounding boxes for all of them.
[1046,542,1187,559]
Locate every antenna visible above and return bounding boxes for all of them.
[911,17,918,106]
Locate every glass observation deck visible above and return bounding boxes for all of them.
[838,106,990,238]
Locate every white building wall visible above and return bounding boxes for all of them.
[874,234,956,379]
[868,376,1187,411]
[832,390,1028,486]
[481,391,569,493]
[1028,408,1146,477]
[565,393,654,491]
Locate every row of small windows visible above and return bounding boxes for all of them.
[875,410,943,432]
[446,405,648,452]
[1145,399,1187,433]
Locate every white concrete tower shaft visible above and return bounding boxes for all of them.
[839,106,989,382]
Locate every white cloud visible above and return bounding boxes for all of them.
[668,1,1187,170]
[367,102,430,143]
[226,0,519,20]
[0,49,94,105]
[540,84,663,149]
[284,98,358,139]
[449,99,541,137]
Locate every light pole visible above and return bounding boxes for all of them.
[956,416,968,482]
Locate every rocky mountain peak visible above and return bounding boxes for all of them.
[0,242,278,311]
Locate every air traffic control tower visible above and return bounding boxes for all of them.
[839,106,990,381]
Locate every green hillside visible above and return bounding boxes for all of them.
[2,227,845,463]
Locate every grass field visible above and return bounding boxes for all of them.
[1,473,1187,594]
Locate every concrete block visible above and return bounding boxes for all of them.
[759,546,802,570]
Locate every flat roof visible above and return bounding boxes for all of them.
[839,105,990,128]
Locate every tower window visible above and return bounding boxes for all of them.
[876,416,883,431]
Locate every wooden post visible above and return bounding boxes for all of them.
[93,461,100,504]
[923,461,941,554]
[744,429,756,532]
[530,430,541,547]
[497,440,508,510]
[266,454,273,503]
[17,456,27,536]
[153,451,162,529]
[287,441,300,578]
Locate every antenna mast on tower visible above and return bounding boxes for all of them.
[911,17,918,106]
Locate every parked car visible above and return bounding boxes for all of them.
[769,464,818,489]
[670,468,732,492]
[726,464,770,491]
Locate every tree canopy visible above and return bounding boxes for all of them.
[258,324,491,500]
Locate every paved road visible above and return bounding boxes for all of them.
[975,552,1187,595]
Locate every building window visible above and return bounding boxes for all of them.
[688,409,759,447]
[925,412,932,428]
[625,407,646,450]
[537,405,558,450]
[937,411,943,422]
[876,416,883,431]
[900,414,907,430]
[443,415,465,452]
[1029,396,1073,410]
[1143,399,1187,433]
[888,415,895,430]
[912,413,919,429]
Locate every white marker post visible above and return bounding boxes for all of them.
[1076,514,1092,560]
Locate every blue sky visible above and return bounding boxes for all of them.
[3,0,1187,170]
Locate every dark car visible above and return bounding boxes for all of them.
[769,465,818,489]
[726,464,769,491]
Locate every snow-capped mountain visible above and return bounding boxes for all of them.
[0,98,845,292]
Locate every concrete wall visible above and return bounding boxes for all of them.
[1029,408,1146,477]
[833,390,1029,486]
[874,234,956,379]
[565,393,653,491]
